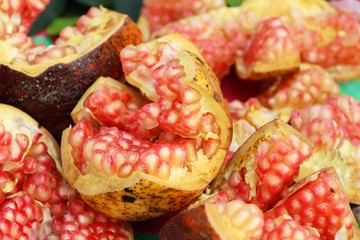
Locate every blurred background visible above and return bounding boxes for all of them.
[29,0,143,35]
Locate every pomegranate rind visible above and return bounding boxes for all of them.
[0,7,142,140]
[0,103,61,174]
[61,33,232,221]
[159,204,221,240]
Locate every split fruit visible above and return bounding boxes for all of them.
[160,120,360,239]
[61,33,232,221]
[0,5,142,140]
[0,103,132,239]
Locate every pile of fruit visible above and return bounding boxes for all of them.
[0,0,360,239]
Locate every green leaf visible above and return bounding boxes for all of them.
[113,0,142,21]
[45,17,79,36]
[226,0,243,7]
[30,0,68,34]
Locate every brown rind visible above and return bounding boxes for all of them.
[0,12,142,141]
[159,205,221,240]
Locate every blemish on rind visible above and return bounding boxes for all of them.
[121,195,136,203]
[213,92,221,103]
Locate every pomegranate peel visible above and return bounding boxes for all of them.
[61,33,232,221]
[159,198,264,240]
[0,6,142,140]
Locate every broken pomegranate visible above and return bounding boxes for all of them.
[152,7,249,79]
[0,103,132,239]
[138,0,225,41]
[295,10,360,82]
[265,167,360,239]
[61,33,232,221]
[159,143,359,239]
[235,17,300,80]
[258,64,340,121]
[290,94,360,204]
[212,119,313,211]
[0,6,142,140]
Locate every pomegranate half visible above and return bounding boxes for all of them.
[61,33,232,221]
[0,103,133,239]
[0,6,142,140]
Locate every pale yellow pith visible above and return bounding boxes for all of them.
[0,7,125,77]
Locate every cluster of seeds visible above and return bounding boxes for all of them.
[153,7,249,78]
[0,115,131,238]
[140,0,225,33]
[262,217,320,240]
[290,94,360,149]
[69,39,224,179]
[216,199,264,238]
[297,11,360,68]
[236,17,299,79]
[258,65,340,121]
[265,169,354,239]
[219,129,312,211]
[70,119,202,179]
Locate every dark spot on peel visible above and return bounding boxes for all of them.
[196,56,205,65]
[124,188,133,193]
[213,92,221,103]
[121,195,136,203]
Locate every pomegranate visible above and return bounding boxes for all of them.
[138,0,226,41]
[212,119,313,211]
[290,94,360,204]
[235,17,300,80]
[159,132,359,239]
[0,5,142,140]
[265,167,360,239]
[0,0,51,31]
[258,64,340,121]
[61,33,232,221]
[152,6,249,79]
[294,10,360,82]
[0,103,132,239]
